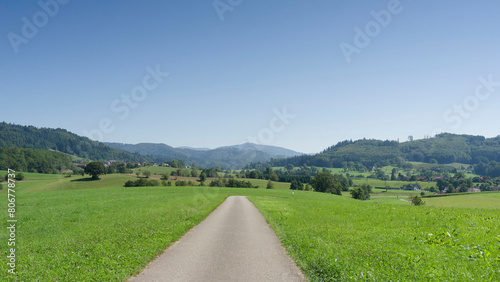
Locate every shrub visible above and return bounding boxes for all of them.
[15,172,25,181]
[290,180,304,190]
[210,178,254,188]
[350,184,372,200]
[175,180,187,186]
[123,179,159,187]
[409,195,425,206]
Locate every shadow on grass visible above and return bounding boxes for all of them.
[70,177,100,182]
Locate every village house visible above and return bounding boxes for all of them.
[467,188,481,193]
[401,184,421,191]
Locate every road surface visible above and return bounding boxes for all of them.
[129,196,304,282]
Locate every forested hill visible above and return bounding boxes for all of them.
[105,142,297,169]
[0,122,146,162]
[266,133,500,168]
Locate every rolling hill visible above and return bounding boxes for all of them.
[0,122,146,162]
[265,133,500,168]
[105,142,302,169]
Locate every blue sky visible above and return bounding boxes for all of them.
[1,0,500,154]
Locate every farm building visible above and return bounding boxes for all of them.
[467,188,481,193]
[401,184,421,191]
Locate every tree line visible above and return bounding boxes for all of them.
[0,122,146,162]
[261,134,500,169]
[0,147,73,174]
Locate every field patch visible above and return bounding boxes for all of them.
[424,192,500,209]
[249,191,500,281]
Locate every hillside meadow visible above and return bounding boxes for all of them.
[0,172,498,281]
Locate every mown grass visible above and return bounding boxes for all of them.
[424,192,500,209]
[0,173,293,281]
[0,185,231,280]
[249,191,500,281]
[1,172,499,281]
[352,179,435,190]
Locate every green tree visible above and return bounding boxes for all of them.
[15,172,25,181]
[161,173,169,180]
[142,170,151,178]
[410,195,425,206]
[199,172,207,182]
[350,184,372,200]
[269,173,279,181]
[265,167,273,176]
[458,182,468,193]
[73,167,84,177]
[249,170,258,179]
[285,164,294,171]
[311,172,341,195]
[375,169,387,180]
[84,162,106,180]
[391,168,397,180]
[454,171,467,180]
[191,169,199,177]
[290,180,304,190]
[266,180,274,189]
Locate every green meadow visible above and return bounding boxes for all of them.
[0,172,499,281]
[423,192,500,209]
[250,192,500,281]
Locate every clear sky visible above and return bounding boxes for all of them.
[1,0,500,154]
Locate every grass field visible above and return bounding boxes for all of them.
[352,178,436,190]
[250,192,500,281]
[273,162,480,179]
[131,166,196,175]
[423,192,500,209]
[1,172,499,280]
